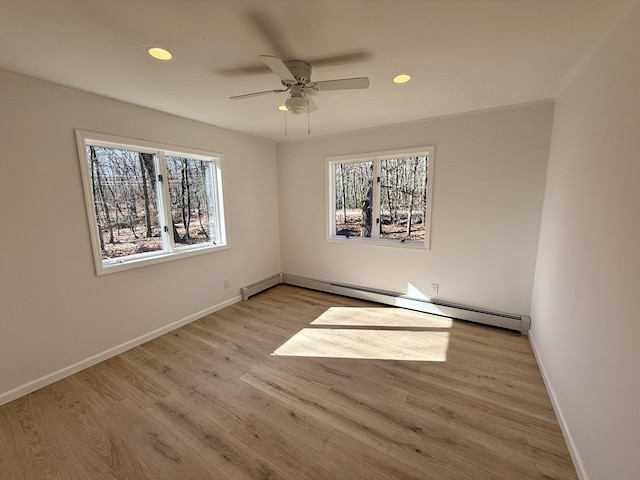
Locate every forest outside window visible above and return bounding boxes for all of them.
[76,131,226,275]
[327,146,434,249]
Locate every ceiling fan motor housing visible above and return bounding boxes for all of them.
[283,60,312,86]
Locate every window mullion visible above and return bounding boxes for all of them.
[372,158,382,240]
[328,161,337,240]
[210,160,226,245]
[156,152,175,252]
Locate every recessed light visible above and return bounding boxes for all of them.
[393,74,411,84]
[278,105,288,111]
[147,47,172,60]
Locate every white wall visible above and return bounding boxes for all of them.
[0,69,280,403]
[277,102,553,315]
[530,4,640,480]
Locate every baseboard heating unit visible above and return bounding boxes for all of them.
[241,273,530,335]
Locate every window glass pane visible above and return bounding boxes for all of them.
[334,161,374,238]
[166,156,216,248]
[86,146,163,259]
[380,156,428,241]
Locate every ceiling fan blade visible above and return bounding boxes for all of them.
[308,51,371,67]
[248,10,292,59]
[259,55,296,83]
[217,64,270,77]
[311,77,370,91]
[312,77,370,91]
[218,51,371,78]
[230,89,288,100]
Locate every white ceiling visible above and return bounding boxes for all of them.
[0,0,635,142]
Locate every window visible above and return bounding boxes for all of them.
[327,146,434,249]
[76,131,226,275]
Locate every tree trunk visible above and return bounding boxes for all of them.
[139,153,153,238]
[180,159,190,240]
[406,157,419,237]
[340,164,348,226]
[185,160,192,239]
[173,223,181,243]
[90,146,114,244]
[362,181,373,237]
[90,147,105,251]
[198,161,210,239]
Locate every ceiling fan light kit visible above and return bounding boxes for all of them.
[285,95,309,114]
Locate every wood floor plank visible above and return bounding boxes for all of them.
[241,364,396,453]
[103,399,227,480]
[391,402,542,480]
[39,380,157,480]
[0,285,578,480]
[229,413,354,480]
[404,388,571,458]
[271,349,376,383]
[0,395,93,479]
[389,424,533,480]
[100,355,170,407]
[179,322,229,349]
[322,429,434,480]
[418,364,558,422]
[272,355,408,406]
[162,330,258,380]
[120,352,247,432]
[233,386,335,452]
[146,396,296,480]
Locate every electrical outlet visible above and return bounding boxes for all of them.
[223,278,230,289]
[430,283,439,295]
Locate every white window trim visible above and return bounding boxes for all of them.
[326,146,435,250]
[75,130,228,276]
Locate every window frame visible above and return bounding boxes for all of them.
[75,130,228,276]
[326,146,435,250]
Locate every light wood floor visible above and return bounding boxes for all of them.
[0,285,578,479]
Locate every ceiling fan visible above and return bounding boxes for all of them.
[230,55,370,114]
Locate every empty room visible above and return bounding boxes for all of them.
[0,1,638,479]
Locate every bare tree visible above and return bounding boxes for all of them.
[181,159,192,240]
[406,157,420,237]
[138,153,154,238]
[197,161,211,239]
[89,146,114,245]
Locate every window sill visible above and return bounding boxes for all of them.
[326,236,428,250]
[96,243,229,276]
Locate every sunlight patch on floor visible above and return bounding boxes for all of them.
[272,328,449,361]
[311,306,453,328]
[274,306,452,361]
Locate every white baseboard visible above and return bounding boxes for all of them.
[0,295,241,407]
[529,331,588,480]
